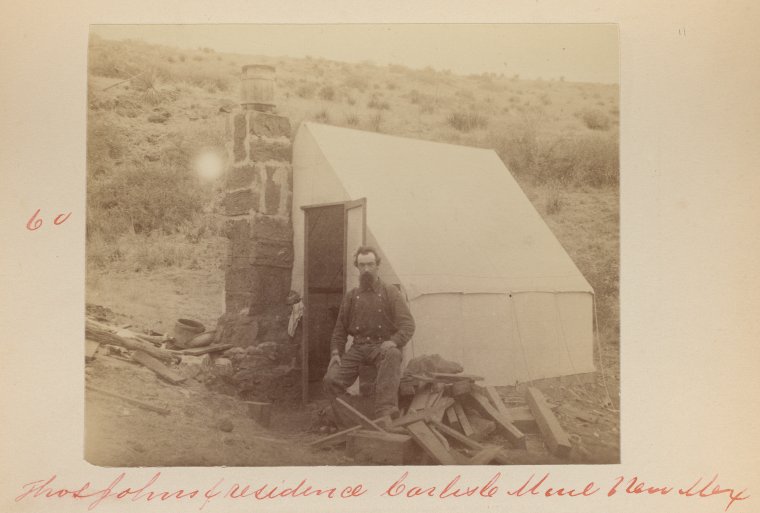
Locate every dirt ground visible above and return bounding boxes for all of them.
[84,297,619,467]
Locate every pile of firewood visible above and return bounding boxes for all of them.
[309,371,571,465]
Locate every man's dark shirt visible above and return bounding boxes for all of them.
[330,277,415,354]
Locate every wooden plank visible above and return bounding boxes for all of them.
[407,384,432,413]
[86,385,170,415]
[392,397,454,427]
[181,344,233,357]
[307,426,361,448]
[506,405,539,433]
[526,387,572,458]
[484,385,514,420]
[430,372,484,382]
[429,424,450,450]
[406,421,458,465]
[132,350,186,384]
[453,401,474,437]
[468,392,526,448]
[468,445,502,465]
[430,420,510,465]
[346,430,415,464]
[335,398,385,432]
[445,406,461,430]
[85,320,178,364]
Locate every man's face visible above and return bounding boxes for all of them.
[357,252,379,287]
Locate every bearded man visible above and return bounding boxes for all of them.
[322,245,415,420]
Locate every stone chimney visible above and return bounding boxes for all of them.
[211,65,298,401]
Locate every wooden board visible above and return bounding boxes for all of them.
[132,350,187,384]
[468,392,526,448]
[335,398,385,432]
[445,406,461,430]
[453,401,474,437]
[406,421,458,465]
[181,344,233,356]
[526,387,572,458]
[468,445,503,465]
[484,385,514,420]
[430,420,510,465]
[346,430,415,464]
[392,397,454,427]
[506,405,539,433]
[407,384,433,413]
[307,426,361,448]
[85,320,178,364]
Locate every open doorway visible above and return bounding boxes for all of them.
[301,199,366,403]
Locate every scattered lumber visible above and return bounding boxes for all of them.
[407,384,433,413]
[392,397,454,428]
[526,386,571,458]
[308,426,362,448]
[86,385,169,415]
[347,430,416,464]
[85,320,178,364]
[444,406,462,431]
[429,423,451,450]
[453,401,475,437]
[406,421,458,465]
[468,445,503,465]
[467,412,497,442]
[181,344,233,357]
[335,398,386,432]
[430,419,510,465]
[505,405,539,433]
[483,385,514,421]
[468,392,526,448]
[132,350,187,385]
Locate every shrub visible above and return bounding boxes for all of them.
[446,111,488,132]
[313,109,330,123]
[580,109,611,130]
[367,111,383,132]
[318,85,336,101]
[343,74,369,91]
[344,113,360,127]
[368,94,390,110]
[296,82,317,99]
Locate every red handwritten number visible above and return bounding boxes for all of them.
[26,209,43,231]
[54,212,71,225]
[26,210,71,231]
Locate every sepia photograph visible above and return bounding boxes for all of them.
[84,24,620,467]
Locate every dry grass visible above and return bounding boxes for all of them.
[87,35,620,347]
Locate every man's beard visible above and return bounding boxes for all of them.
[359,272,374,289]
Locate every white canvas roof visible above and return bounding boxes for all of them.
[296,122,592,300]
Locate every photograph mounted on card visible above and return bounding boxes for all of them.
[84,24,620,467]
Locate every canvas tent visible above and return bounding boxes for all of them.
[291,122,595,389]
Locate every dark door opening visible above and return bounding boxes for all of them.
[302,199,366,403]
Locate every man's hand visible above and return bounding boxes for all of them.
[380,340,398,353]
[329,351,341,368]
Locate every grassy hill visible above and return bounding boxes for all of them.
[85,35,619,365]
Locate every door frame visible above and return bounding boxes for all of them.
[301,198,367,404]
